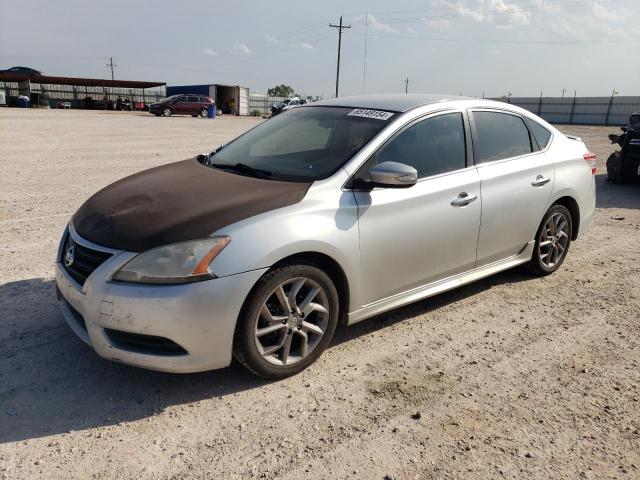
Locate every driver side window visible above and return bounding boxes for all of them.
[371,112,467,179]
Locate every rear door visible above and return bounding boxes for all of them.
[470,109,555,266]
[353,111,481,304]
[187,96,201,115]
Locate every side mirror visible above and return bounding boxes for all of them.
[368,161,418,188]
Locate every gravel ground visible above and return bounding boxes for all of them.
[1,109,638,480]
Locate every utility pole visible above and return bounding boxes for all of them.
[329,16,351,98]
[362,12,368,94]
[561,88,566,98]
[106,57,118,81]
[404,77,409,94]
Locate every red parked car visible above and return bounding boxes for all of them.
[149,94,214,117]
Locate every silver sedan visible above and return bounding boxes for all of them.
[55,94,596,378]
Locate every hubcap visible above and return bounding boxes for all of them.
[539,212,570,268]
[254,277,329,366]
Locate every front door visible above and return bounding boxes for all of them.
[172,96,188,114]
[352,111,482,305]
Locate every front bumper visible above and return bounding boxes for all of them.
[55,229,267,373]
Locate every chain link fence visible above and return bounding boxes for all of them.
[248,93,288,116]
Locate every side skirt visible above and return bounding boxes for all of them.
[347,241,535,325]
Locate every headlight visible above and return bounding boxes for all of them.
[112,237,230,284]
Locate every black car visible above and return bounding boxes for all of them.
[0,66,43,76]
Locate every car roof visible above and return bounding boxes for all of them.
[307,94,474,113]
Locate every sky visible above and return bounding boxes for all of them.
[1,0,639,98]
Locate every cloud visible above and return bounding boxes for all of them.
[425,0,529,29]
[264,34,282,46]
[203,48,218,56]
[423,17,451,29]
[230,44,253,55]
[356,14,397,33]
[591,3,616,22]
[488,0,530,28]
[290,42,315,50]
[264,34,314,50]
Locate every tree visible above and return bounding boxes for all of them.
[268,84,294,98]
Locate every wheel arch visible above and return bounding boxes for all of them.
[551,195,580,240]
[269,251,351,326]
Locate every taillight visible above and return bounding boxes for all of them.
[584,152,597,175]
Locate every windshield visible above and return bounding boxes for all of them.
[208,106,392,181]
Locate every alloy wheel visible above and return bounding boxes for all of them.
[254,277,329,366]
[538,212,570,268]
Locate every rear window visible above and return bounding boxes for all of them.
[472,111,532,163]
[524,118,552,150]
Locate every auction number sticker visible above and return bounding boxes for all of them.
[347,108,395,121]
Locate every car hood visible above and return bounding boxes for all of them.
[72,158,311,252]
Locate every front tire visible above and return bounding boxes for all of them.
[200,108,208,118]
[527,204,572,276]
[233,264,339,379]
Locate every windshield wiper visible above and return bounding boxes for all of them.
[210,162,273,180]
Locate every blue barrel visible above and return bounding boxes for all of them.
[207,104,216,119]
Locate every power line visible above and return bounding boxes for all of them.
[348,31,640,44]
[347,0,625,25]
[329,16,351,98]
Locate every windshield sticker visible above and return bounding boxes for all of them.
[347,108,395,121]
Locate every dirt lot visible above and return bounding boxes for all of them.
[1,109,638,480]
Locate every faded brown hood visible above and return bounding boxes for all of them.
[73,158,311,252]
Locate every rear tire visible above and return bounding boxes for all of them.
[163,108,172,117]
[606,152,623,184]
[527,204,572,276]
[233,264,339,379]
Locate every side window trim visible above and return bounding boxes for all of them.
[467,108,537,166]
[523,116,554,152]
[348,109,470,188]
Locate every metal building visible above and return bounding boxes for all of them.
[0,72,166,109]
[166,84,249,115]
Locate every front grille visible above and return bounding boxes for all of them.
[104,329,188,356]
[62,234,113,286]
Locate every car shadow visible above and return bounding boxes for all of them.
[595,173,640,209]
[0,268,534,444]
[333,267,533,345]
[0,278,268,444]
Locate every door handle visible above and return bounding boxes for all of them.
[532,175,551,187]
[451,192,478,207]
